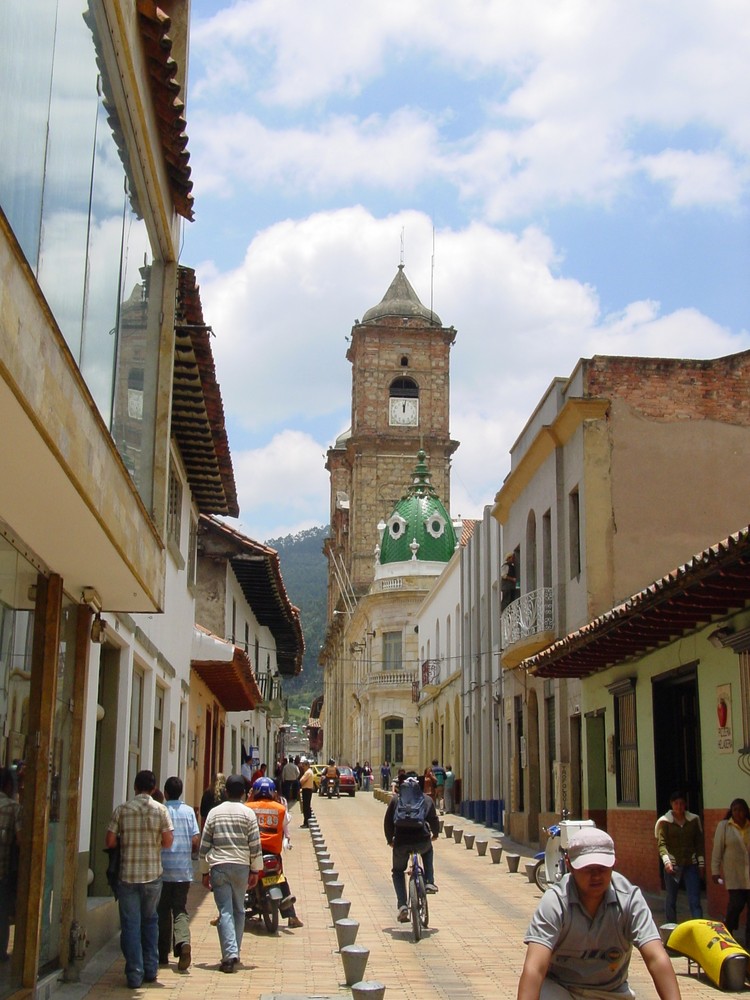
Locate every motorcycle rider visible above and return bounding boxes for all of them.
[323,759,340,798]
[246,778,303,929]
[384,773,440,923]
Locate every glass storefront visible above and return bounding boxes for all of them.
[0,0,161,511]
[0,536,38,997]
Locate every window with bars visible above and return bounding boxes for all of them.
[608,677,639,805]
[167,462,182,550]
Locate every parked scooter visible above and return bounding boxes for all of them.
[533,815,597,891]
[245,852,285,933]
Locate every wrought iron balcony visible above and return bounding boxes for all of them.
[501,587,555,648]
[421,659,441,686]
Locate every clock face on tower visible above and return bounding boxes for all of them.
[389,397,419,427]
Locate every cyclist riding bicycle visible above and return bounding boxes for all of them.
[384,773,440,923]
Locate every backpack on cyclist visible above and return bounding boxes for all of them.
[393,779,430,833]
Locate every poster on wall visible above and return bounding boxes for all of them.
[716,684,733,754]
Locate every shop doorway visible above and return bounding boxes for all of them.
[652,666,703,816]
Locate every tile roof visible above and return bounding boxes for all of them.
[192,624,262,711]
[199,516,305,676]
[523,525,750,678]
[173,267,238,517]
[136,0,194,220]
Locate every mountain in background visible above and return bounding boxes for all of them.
[266,525,329,711]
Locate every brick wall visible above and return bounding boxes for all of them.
[605,808,728,920]
[606,809,662,893]
[584,352,750,424]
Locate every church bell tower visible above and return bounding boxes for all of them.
[325,265,459,601]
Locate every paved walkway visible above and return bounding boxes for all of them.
[62,793,734,999]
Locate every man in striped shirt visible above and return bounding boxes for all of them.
[199,773,263,973]
[106,770,174,989]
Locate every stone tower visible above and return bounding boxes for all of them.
[325,266,458,608]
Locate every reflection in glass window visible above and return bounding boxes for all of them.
[0,1,161,513]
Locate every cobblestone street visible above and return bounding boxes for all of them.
[64,793,733,1000]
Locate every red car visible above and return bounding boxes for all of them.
[338,766,356,797]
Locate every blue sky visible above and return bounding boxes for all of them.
[182,0,750,543]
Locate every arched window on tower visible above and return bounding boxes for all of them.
[388,376,419,427]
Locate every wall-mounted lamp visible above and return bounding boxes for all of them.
[90,613,106,643]
[708,627,733,649]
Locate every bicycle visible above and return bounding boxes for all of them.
[407,851,429,941]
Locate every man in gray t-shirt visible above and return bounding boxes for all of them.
[517,828,681,999]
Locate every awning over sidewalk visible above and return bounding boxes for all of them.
[192,625,262,710]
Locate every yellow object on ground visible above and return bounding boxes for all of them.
[667,919,749,991]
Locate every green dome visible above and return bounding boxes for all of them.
[377,451,457,567]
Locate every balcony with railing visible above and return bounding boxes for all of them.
[363,669,419,690]
[421,658,441,688]
[500,586,556,667]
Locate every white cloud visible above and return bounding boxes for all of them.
[639,150,744,208]
[197,206,749,535]
[231,429,330,540]
[189,109,441,199]
[189,0,750,218]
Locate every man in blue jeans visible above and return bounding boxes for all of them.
[199,774,263,972]
[384,775,440,923]
[158,776,200,970]
[106,770,174,989]
[655,790,704,923]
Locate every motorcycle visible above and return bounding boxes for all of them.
[321,775,337,798]
[245,852,285,933]
[533,816,597,891]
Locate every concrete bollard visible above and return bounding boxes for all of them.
[330,898,351,923]
[351,982,386,1000]
[341,944,370,986]
[525,861,538,883]
[489,845,503,864]
[506,853,520,873]
[322,870,339,886]
[321,865,336,880]
[438,819,444,834]
[335,917,359,950]
[324,880,345,902]
[476,840,488,857]
[444,824,454,838]
[453,828,464,844]
[464,833,475,850]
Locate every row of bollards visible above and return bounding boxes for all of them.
[440,819,522,872]
[309,812,386,1000]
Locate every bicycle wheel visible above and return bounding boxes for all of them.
[416,872,429,929]
[409,877,422,941]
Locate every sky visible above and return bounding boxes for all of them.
[182,0,750,544]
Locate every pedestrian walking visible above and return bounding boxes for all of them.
[362,761,373,791]
[380,760,391,790]
[199,772,226,828]
[281,757,300,802]
[432,759,446,812]
[199,774,263,973]
[158,776,200,971]
[655,790,704,922]
[711,797,750,946]
[105,770,174,989]
[299,760,314,828]
[443,764,455,813]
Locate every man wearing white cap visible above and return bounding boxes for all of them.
[517,827,681,999]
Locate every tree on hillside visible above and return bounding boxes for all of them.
[265,526,328,707]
